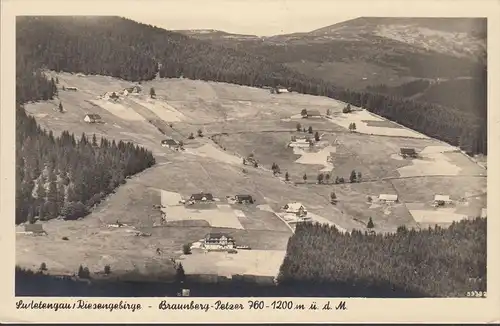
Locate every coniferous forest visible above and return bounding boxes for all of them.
[17,16,487,155]
[278,219,487,297]
[15,106,156,225]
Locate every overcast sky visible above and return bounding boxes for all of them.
[125,0,355,36]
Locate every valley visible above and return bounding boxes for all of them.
[16,72,487,280]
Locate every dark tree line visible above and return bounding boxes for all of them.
[277,218,486,297]
[16,107,156,224]
[16,16,487,154]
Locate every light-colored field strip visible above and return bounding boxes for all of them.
[129,97,186,122]
[409,209,468,224]
[293,145,336,172]
[90,99,145,121]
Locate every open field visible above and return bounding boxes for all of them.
[18,72,487,278]
[180,250,286,278]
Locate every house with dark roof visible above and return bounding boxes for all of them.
[161,138,180,149]
[400,148,417,158]
[235,195,254,204]
[203,233,235,250]
[190,193,214,202]
[306,110,322,118]
[24,224,47,235]
[84,114,102,123]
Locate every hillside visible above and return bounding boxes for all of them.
[278,218,486,297]
[17,16,487,155]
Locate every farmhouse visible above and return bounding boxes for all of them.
[400,148,418,158]
[203,233,236,250]
[283,202,307,217]
[24,224,47,236]
[190,193,214,202]
[434,194,452,206]
[235,195,254,204]
[161,138,180,149]
[306,110,322,118]
[289,138,313,148]
[378,194,399,203]
[84,114,102,123]
[65,86,78,91]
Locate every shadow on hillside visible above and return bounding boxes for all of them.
[16,268,428,298]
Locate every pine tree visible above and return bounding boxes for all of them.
[175,263,186,283]
[367,217,374,229]
[285,172,289,181]
[314,131,320,141]
[325,174,330,184]
[58,102,63,112]
[303,173,307,182]
[350,170,357,183]
[308,126,313,134]
[317,173,324,184]
[150,87,156,98]
[296,123,301,131]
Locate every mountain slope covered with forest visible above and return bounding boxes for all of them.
[17,16,487,157]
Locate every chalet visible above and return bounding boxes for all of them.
[400,148,418,158]
[306,110,322,118]
[190,193,214,202]
[235,195,254,204]
[76,73,85,77]
[65,87,78,91]
[203,233,236,250]
[434,194,452,206]
[84,114,102,123]
[161,138,180,149]
[125,86,142,94]
[289,138,313,148]
[378,194,399,203]
[283,202,307,217]
[122,89,129,96]
[24,224,47,236]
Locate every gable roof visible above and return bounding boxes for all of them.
[379,194,398,201]
[161,139,179,146]
[190,193,214,201]
[235,195,253,200]
[434,194,451,202]
[85,114,102,120]
[307,110,322,116]
[24,224,45,233]
[205,232,234,240]
[400,148,417,155]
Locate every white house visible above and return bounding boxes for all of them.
[203,233,236,250]
[65,86,78,91]
[283,202,307,217]
[122,89,129,96]
[434,195,452,205]
[288,138,313,148]
[378,194,398,203]
[84,114,102,123]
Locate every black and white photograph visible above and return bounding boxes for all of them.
[1,0,499,323]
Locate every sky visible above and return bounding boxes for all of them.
[125,0,355,36]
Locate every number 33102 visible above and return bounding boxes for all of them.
[466,291,486,297]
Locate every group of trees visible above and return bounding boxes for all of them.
[16,106,156,224]
[16,16,487,155]
[278,218,486,297]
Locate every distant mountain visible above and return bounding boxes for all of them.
[17,15,487,155]
[179,17,487,87]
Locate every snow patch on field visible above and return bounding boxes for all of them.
[185,144,242,165]
[160,190,183,206]
[181,250,286,277]
[162,205,244,229]
[328,110,429,138]
[293,146,336,172]
[397,146,462,177]
[158,189,244,229]
[91,99,145,121]
[129,98,185,122]
[409,209,468,224]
